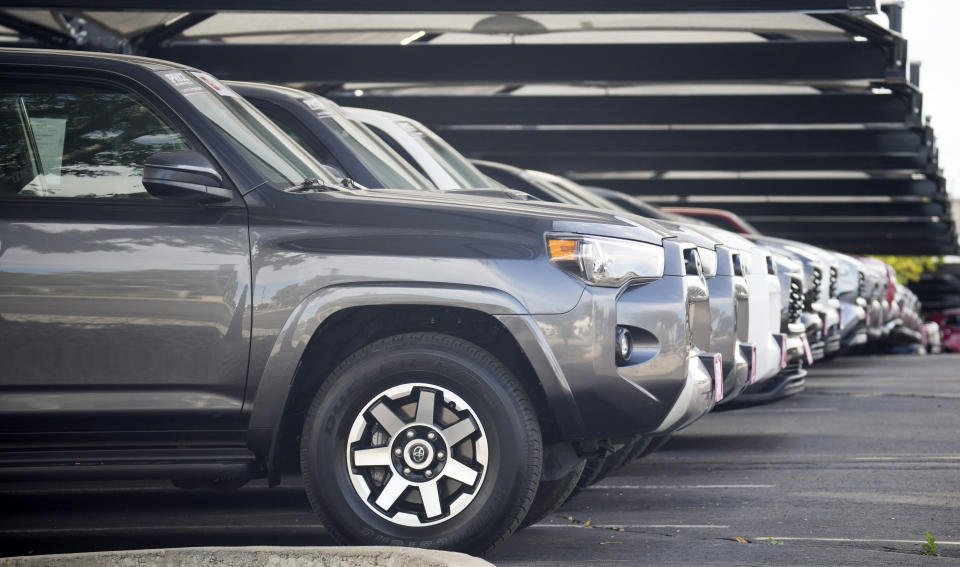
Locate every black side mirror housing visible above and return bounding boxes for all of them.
[143,150,233,203]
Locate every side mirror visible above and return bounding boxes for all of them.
[142,150,233,203]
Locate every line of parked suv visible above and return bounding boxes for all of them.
[0,48,938,554]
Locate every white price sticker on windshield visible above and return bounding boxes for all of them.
[191,72,237,96]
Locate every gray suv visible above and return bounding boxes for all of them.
[0,49,718,553]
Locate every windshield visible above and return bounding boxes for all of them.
[395,120,494,189]
[553,176,632,213]
[531,177,595,207]
[624,198,678,221]
[158,70,336,187]
[531,172,631,213]
[298,96,435,190]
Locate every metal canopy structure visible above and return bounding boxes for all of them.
[0,1,955,255]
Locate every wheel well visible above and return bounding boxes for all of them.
[272,305,560,478]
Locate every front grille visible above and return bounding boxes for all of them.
[857,271,865,298]
[805,267,822,308]
[829,267,838,299]
[789,277,803,323]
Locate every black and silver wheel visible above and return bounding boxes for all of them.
[346,382,488,526]
[300,333,541,553]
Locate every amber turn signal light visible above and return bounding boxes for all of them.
[547,239,578,262]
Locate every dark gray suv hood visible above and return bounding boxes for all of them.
[327,187,672,246]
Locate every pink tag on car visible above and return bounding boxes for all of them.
[713,354,724,402]
[779,334,788,369]
[838,306,845,330]
[801,334,814,365]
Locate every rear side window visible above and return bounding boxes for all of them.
[0,82,189,199]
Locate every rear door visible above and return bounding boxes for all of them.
[0,73,251,435]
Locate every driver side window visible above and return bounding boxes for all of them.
[0,81,189,199]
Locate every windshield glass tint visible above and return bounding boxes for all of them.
[302,98,434,190]
[158,70,335,186]
[550,176,632,213]
[396,120,493,189]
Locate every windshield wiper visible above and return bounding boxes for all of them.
[285,177,340,194]
[338,176,364,190]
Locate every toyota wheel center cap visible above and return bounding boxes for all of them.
[404,441,434,470]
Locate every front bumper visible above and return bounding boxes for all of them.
[715,342,752,406]
[706,273,752,403]
[865,300,884,340]
[783,331,806,364]
[838,300,868,349]
[802,312,826,362]
[650,353,718,434]
[525,244,718,440]
[736,360,807,404]
[755,332,786,384]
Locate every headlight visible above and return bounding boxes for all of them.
[698,247,718,278]
[546,234,664,287]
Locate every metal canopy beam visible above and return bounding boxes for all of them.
[727,220,955,236]
[646,201,950,218]
[439,127,929,155]
[149,41,898,84]
[330,93,918,126]
[768,238,958,255]
[578,177,945,198]
[0,10,73,48]
[465,152,934,172]
[0,1,877,12]
[131,13,213,53]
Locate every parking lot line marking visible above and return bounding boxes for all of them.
[532,524,730,529]
[756,536,960,546]
[590,484,774,490]
[851,455,960,462]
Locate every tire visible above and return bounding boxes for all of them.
[299,332,542,554]
[518,459,586,529]
[564,436,648,503]
[592,436,650,484]
[620,436,653,466]
[636,435,672,459]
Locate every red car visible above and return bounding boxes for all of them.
[927,310,960,352]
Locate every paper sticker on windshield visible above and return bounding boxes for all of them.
[160,70,204,96]
[300,97,325,111]
[191,72,237,96]
[299,100,333,119]
[397,121,425,138]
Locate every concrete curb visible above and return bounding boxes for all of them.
[1,546,495,567]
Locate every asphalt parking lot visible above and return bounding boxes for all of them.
[2,354,958,565]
